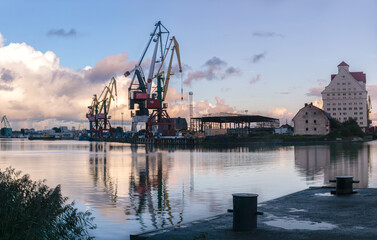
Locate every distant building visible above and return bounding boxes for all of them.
[292,103,331,135]
[60,126,68,132]
[172,117,188,130]
[274,124,294,135]
[321,62,368,128]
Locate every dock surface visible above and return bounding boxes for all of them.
[131,188,377,240]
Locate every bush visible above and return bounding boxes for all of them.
[328,118,365,138]
[0,167,96,240]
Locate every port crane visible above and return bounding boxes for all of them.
[86,77,118,137]
[1,115,11,129]
[125,21,182,137]
[368,96,372,127]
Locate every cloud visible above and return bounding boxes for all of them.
[306,87,323,97]
[317,79,327,86]
[0,68,14,82]
[222,67,241,79]
[252,31,284,38]
[312,99,323,109]
[204,57,226,67]
[0,34,132,129]
[183,57,240,86]
[0,84,13,91]
[83,53,137,82]
[0,33,4,47]
[249,74,261,85]
[167,96,235,121]
[221,87,231,93]
[252,52,266,63]
[47,28,77,37]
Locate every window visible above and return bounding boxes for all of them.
[305,120,308,123]
[348,83,351,85]
[314,128,317,131]
[349,103,352,105]
[343,89,346,91]
[306,128,308,131]
[360,117,363,120]
[314,120,317,124]
[305,112,308,115]
[314,112,317,115]
[337,83,340,85]
[343,112,347,115]
[333,113,336,116]
[343,93,346,96]
[333,103,336,106]
[359,107,363,110]
[354,112,358,115]
[327,94,330,96]
[327,103,331,106]
[338,108,341,110]
[360,112,363,115]
[332,93,335,96]
[333,108,336,111]
[327,108,331,111]
[344,117,347,120]
[354,107,358,110]
[354,93,357,95]
[343,108,347,110]
[359,93,362,95]
[342,83,346,85]
[338,103,341,105]
[360,122,363,125]
[349,108,352,110]
[343,103,347,105]
[355,117,358,120]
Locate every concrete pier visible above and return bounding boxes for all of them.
[130,188,377,240]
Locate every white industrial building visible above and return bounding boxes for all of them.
[321,62,368,128]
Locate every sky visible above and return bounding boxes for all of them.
[0,0,377,130]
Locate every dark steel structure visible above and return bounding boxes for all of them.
[190,113,279,133]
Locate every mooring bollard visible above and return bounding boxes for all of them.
[232,193,262,232]
[329,176,359,195]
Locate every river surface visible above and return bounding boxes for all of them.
[1,139,376,239]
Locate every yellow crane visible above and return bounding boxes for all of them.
[153,36,182,102]
[86,77,118,137]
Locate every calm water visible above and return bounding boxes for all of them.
[1,139,376,239]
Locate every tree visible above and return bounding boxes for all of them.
[0,167,96,240]
[329,118,364,138]
[52,127,61,133]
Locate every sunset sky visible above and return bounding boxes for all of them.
[1,0,376,130]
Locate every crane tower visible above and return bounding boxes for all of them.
[125,21,182,137]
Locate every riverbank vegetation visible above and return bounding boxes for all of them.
[0,167,96,240]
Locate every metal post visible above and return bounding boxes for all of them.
[232,193,260,232]
[329,176,359,195]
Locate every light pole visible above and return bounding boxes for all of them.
[121,112,124,132]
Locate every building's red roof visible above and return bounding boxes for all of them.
[350,72,366,83]
[338,61,349,67]
[331,72,366,83]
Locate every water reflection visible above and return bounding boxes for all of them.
[1,139,376,240]
[294,144,370,187]
[89,142,118,202]
[126,145,184,231]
